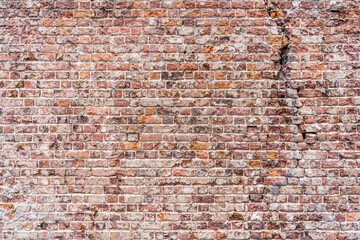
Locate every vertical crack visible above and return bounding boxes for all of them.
[263,0,305,235]
[276,35,290,80]
[264,0,291,81]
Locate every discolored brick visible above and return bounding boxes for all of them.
[0,0,359,239]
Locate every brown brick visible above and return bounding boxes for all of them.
[0,0,358,238]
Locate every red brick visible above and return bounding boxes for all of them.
[0,0,358,238]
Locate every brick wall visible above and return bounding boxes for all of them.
[1,0,360,239]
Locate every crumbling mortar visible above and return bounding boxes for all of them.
[264,0,291,81]
[263,2,307,233]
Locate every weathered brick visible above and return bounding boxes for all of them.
[0,0,359,239]
[121,142,142,150]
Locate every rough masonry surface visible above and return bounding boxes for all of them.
[0,0,360,239]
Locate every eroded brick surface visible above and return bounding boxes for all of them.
[1,0,360,239]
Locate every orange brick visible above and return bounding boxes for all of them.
[250,161,261,168]
[190,142,212,150]
[347,213,360,221]
[85,107,108,115]
[0,204,14,211]
[121,142,142,150]
[66,151,89,159]
[139,116,162,124]
[267,152,278,160]
[144,10,167,18]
